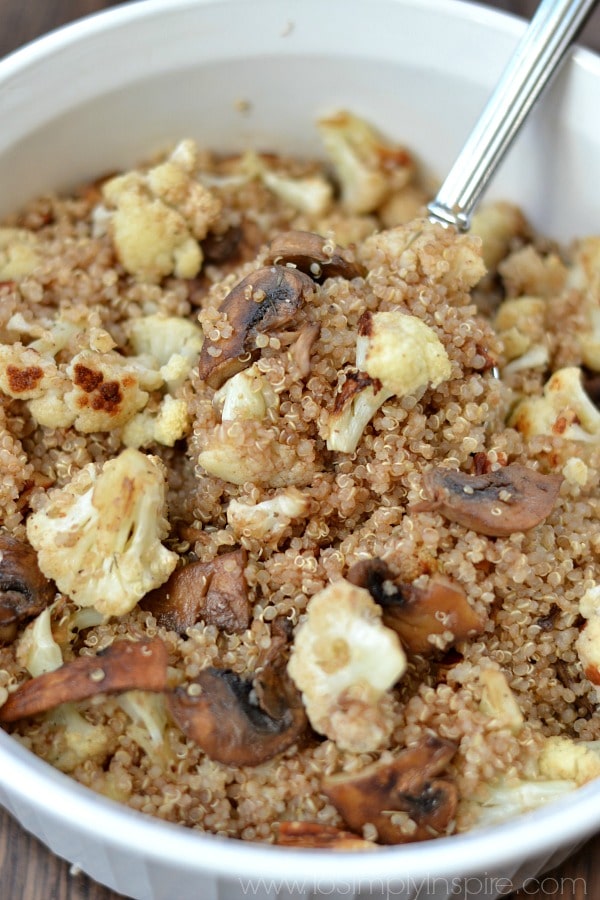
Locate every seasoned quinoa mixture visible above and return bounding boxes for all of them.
[0,112,599,847]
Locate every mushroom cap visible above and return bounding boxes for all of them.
[197,265,315,389]
[166,665,307,767]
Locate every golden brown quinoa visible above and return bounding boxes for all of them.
[0,136,598,846]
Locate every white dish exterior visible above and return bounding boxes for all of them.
[0,1,600,898]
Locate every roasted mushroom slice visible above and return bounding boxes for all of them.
[322,737,458,844]
[0,534,55,644]
[141,548,250,634]
[413,463,563,537]
[0,638,169,723]
[347,559,485,655]
[276,822,377,850]
[197,265,315,389]
[265,231,366,283]
[166,663,307,766]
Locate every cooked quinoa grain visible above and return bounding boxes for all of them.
[0,116,599,847]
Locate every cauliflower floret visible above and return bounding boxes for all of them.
[226,487,310,542]
[6,311,89,358]
[479,668,524,733]
[470,202,529,273]
[576,584,600,691]
[238,150,333,216]
[261,168,333,217]
[502,344,550,377]
[0,227,39,279]
[0,343,67,401]
[460,733,600,831]
[199,366,296,485]
[60,349,156,433]
[562,456,588,487]
[117,690,172,765]
[26,448,178,617]
[494,296,547,362]
[122,395,189,449]
[498,245,567,299]
[357,310,451,397]
[325,371,392,454]
[45,702,115,773]
[127,313,203,390]
[317,110,415,214]
[198,419,314,487]
[213,364,279,422]
[361,219,486,292]
[459,777,576,830]
[0,342,76,429]
[539,735,600,785]
[566,237,600,371]
[16,607,63,677]
[510,366,600,443]
[101,139,221,283]
[0,334,163,433]
[287,579,407,752]
[324,310,451,454]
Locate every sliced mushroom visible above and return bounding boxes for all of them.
[322,736,458,844]
[347,559,485,654]
[0,534,55,644]
[0,638,169,723]
[141,548,250,634]
[265,231,366,283]
[166,662,307,766]
[276,822,377,850]
[413,463,563,537]
[197,265,315,389]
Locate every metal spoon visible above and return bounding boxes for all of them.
[427,0,598,231]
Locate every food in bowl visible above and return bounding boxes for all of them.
[0,110,598,849]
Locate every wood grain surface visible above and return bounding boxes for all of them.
[0,2,599,898]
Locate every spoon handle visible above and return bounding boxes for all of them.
[427,0,597,231]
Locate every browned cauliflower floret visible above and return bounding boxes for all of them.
[0,228,39,279]
[62,349,157,433]
[510,366,600,442]
[324,309,451,454]
[287,580,407,752]
[101,139,221,283]
[317,111,415,214]
[0,343,65,401]
[0,342,78,429]
[26,448,178,617]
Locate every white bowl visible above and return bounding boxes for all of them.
[1,1,600,898]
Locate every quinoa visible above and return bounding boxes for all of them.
[0,119,599,847]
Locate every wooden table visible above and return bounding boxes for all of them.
[0,1,599,898]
